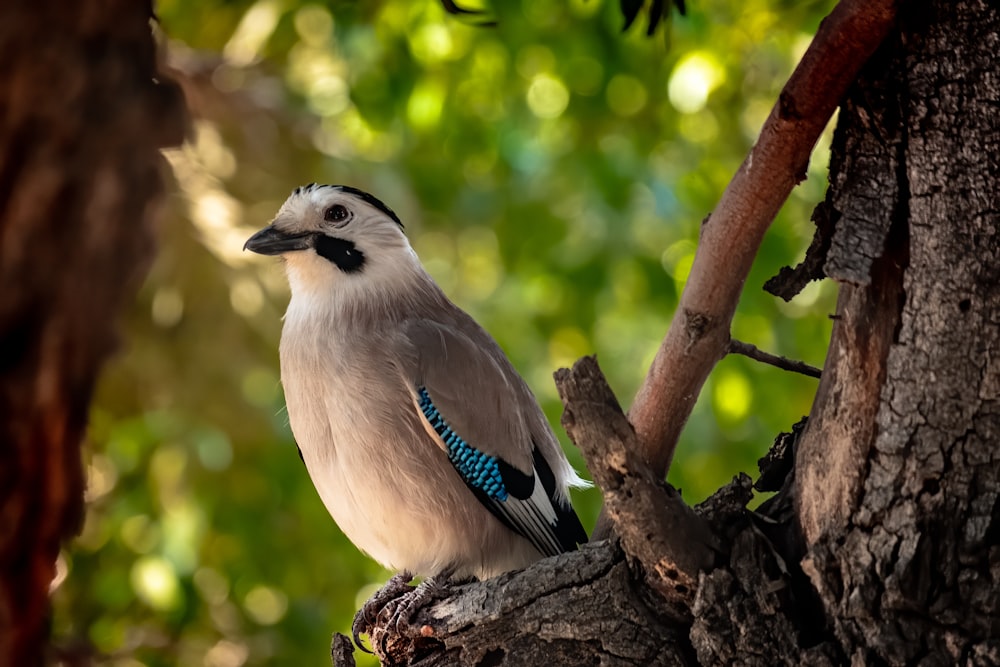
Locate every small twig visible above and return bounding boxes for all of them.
[728,339,822,378]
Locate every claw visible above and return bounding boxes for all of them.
[388,576,451,638]
[351,572,414,652]
[350,612,373,654]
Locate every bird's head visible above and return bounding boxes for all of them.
[245,184,416,296]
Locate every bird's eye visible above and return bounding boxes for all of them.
[324,204,350,225]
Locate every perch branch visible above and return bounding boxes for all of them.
[555,356,718,605]
[331,634,356,667]
[728,339,823,378]
[623,0,899,495]
[352,541,695,666]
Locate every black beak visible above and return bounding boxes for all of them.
[243,226,313,255]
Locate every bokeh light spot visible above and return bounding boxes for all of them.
[151,286,184,328]
[205,639,250,667]
[606,74,648,117]
[548,327,592,370]
[414,230,458,293]
[457,227,502,299]
[668,52,726,114]
[568,0,601,17]
[713,371,752,421]
[194,567,231,606]
[678,109,720,144]
[223,0,282,67]
[740,97,773,142]
[151,444,188,494]
[84,453,118,502]
[777,279,832,319]
[192,122,237,180]
[307,74,350,116]
[244,585,288,625]
[293,4,334,47]
[107,429,142,474]
[410,23,454,64]
[89,615,125,654]
[407,80,446,130]
[162,499,206,573]
[230,276,264,318]
[131,556,181,611]
[527,74,570,119]
[121,515,160,554]
[662,239,697,284]
[76,510,111,551]
[196,428,233,471]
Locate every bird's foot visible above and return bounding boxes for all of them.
[351,572,414,652]
[386,576,450,634]
[377,576,451,653]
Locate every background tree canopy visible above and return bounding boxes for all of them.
[52,0,836,664]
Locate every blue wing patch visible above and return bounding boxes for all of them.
[416,386,587,557]
[417,387,508,501]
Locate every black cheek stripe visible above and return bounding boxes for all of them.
[315,235,365,273]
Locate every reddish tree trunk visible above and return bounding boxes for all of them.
[0,2,184,664]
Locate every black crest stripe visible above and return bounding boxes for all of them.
[291,183,403,229]
[334,185,404,229]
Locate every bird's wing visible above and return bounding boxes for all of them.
[401,318,587,557]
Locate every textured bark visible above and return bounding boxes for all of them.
[349,1,1000,665]
[345,541,694,667]
[350,467,822,667]
[795,157,908,544]
[799,1,1000,662]
[355,436,833,666]
[0,2,185,665]
[556,357,718,607]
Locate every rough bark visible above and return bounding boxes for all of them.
[556,357,718,608]
[350,1,1000,665]
[344,462,798,667]
[0,2,185,665]
[799,1,1000,662]
[372,542,693,667]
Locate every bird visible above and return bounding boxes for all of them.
[244,183,589,644]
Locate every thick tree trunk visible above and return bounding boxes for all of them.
[798,1,1000,662]
[0,2,185,665]
[354,1,1000,664]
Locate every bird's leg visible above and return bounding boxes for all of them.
[351,571,414,652]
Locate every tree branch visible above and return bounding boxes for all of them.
[354,541,694,666]
[555,356,719,606]
[728,339,822,378]
[331,634,356,667]
[555,357,716,612]
[623,0,900,497]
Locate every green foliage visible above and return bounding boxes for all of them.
[53,0,836,664]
